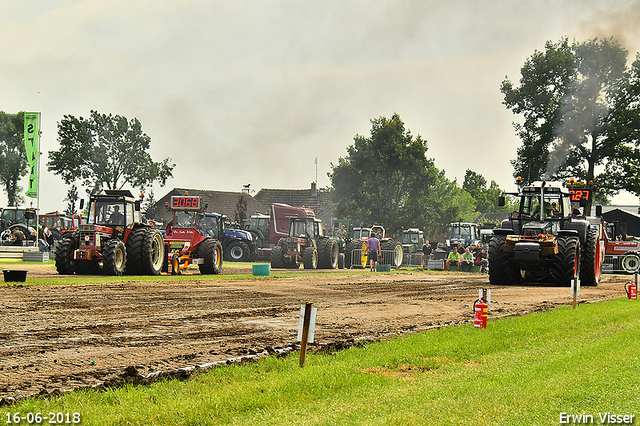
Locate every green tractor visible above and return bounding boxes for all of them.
[401,228,424,265]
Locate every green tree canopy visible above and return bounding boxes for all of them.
[47,111,175,196]
[463,169,515,213]
[0,111,27,206]
[501,37,640,202]
[329,113,475,237]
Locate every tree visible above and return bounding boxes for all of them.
[462,169,514,213]
[501,37,639,204]
[47,111,175,195]
[64,184,78,216]
[0,111,27,206]
[329,114,438,235]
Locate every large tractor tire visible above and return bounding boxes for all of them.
[381,240,403,268]
[225,240,250,262]
[54,235,78,275]
[142,229,164,275]
[582,227,601,286]
[552,236,580,287]
[318,238,338,269]
[125,227,164,275]
[124,227,146,274]
[303,246,318,269]
[103,239,126,276]
[270,246,284,268]
[621,251,640,274]
[198,238,223,274]
[488,235,516,285]
[337,253,345,269]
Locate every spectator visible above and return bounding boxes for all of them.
[461,248,474,272]
[1,229,12,244]
[421,239,433,258]
[476,248,489,273]
[38,227,50,252]
[367,231,381,272]
[11,228,25,246]
[446,248,461,270]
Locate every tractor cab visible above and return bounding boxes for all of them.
[402,228,424,254]
[85,190,141,241]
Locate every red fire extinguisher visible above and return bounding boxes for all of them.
[473,299,488,329]
[626,282,637,300]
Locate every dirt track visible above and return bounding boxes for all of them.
[0,263,631,400]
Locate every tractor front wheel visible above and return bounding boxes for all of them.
[303,246,318,269]
[54,235,78,275]
[226,241,250,262]
[103,240,126,276]
[198,238,223,274]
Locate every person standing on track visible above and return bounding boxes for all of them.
[367,231,381,271]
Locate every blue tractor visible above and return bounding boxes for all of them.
[200,213,257,262]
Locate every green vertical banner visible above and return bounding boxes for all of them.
[23,112,40,198]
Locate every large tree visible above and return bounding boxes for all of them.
[330,114,438,234]
[462,169,515,213]
[48,110,175,196]
[501,37,640,202]
[0,111,27,206]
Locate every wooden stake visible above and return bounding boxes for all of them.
[299,302,312,367]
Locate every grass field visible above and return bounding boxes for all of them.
[2,297,639,425]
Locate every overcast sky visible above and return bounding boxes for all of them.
[2,0,640,211]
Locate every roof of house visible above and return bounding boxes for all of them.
[254,185,335,224]
[145,188,267,224]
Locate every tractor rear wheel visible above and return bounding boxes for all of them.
[124,227,146,274]
[54,235,78,275]
[582,227,600,286]
[198,238,223,274]
[303,246,318,269]
[270,246,284,268]
[142,229,164,275]
[552,236,580,287]
[103,240,126,276]
[318,238,338,269]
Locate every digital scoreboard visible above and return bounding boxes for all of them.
[170,195,202,210]
[568,188,592,202]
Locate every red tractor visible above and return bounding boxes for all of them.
[270,213,338,269]
[54,190,164,276]
[162,194,223,275]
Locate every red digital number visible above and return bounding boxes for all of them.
[570,189,590,201]
[172,196,199,209]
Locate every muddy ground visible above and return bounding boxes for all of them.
[0,263,631,400]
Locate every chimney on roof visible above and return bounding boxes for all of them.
[311,182,317,197]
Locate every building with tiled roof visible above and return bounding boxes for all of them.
[253,183,335,231]
[145,188,268,227]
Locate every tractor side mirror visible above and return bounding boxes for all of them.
[79,199,85,210]
[135,201,141,211]
[595,205,602,217]
[24,210,35,220]
[498,196,505,207]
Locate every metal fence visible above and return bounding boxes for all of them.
[602,254,640,274]
[350,249,400,269]
[402,252,425,267]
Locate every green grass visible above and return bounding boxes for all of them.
[2,298,639,425]
[0,260,392,287]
